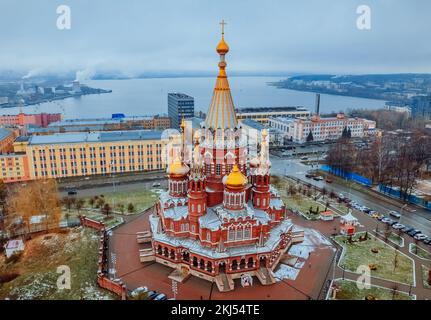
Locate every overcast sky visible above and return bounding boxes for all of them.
[1,0,431,77]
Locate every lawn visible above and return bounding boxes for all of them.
[421,265,431,289]
[62,208,123,230]
[331,279,413,300]
[335,232,414,285]
[271,176,325,219]
[0,228,116,300]
[86,189,160,214]
[377,231,404,247]
[409,244,431,260]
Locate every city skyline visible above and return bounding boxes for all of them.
[1,0,431,77]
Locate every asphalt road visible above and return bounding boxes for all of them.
[271,156,431,236]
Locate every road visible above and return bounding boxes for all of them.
[271,156,431,236]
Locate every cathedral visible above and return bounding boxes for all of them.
[141,22,304,292]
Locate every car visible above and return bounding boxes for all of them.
[301,156,308,160]
[152,182,161,187]
[338,193,345,200]
[392,223,405,230]
[325,177,333,183]
[305,173,314,179]
[401,226,413,233]
[153,293,167,300]
[382,218,394,225]
[414,233,428,241]
[423,238,431,245]
[146,291,159,300]
[407,229,422,237]
[389,211,401,219]
[362,207,371,214]
[67,189,77,196]
[313,176,324,181]
[368,210,376,215]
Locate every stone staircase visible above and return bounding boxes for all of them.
[215,273,234,292]
[256,267,276,285]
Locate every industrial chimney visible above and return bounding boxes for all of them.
[315,93,320,115]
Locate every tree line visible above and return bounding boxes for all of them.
[326,130,431,201]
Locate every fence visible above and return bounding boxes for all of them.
[80,216,127,299]
[320,165,372,187]
[379,184,431,211]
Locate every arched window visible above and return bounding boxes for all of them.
[206,232,211,241]
[198,204,201,213]
[170,222,174,230]
[262,198,266,206]
[244,226,251,239]
[236,227,243,240]
[256,198,260,206]
[228,228,235,241]
[191,224,196,233]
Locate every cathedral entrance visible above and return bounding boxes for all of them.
[218,262,226,274]
[259,256,267,267]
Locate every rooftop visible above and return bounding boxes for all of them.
[27,130,164,145]
[0,128,12,141]
[168,92,194,100]
[236,106,310,113]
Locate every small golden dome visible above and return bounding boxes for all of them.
[225,164,247,189]
[167,157,189,177]
[216,36,229,55]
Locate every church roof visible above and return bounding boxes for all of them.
[204,23,238,130]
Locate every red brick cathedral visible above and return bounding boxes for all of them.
[143,23,304,292]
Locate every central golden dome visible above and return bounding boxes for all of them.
[216,36,229,55]
[225,164,247,189]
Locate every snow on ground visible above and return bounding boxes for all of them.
[289,227,333,258]
[273,264,300,281]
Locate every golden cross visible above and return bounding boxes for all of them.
[220,19,227,35]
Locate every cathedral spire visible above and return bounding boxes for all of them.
[204,20,238,130]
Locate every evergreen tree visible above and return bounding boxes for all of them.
[306,130,314,142]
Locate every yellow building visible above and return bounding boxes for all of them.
[11,130,167,181]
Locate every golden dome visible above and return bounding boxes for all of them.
[225,164,247,189]
[216,36,229,55]
[167,157,189,177]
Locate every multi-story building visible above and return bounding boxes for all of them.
[31,115,172,135]
[269,113,376,143]
[0,127,19,153]
[410,95,431,119]
[0,111,62,128]
[25,130,167,180]
[168,93,194,128]
[0,153,30,183]
[0,130,168,183]
[235,106,310,125]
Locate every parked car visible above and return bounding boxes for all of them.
[362,207,371,214]
[338,193,345,200]
[392,223,405,230]
[401,226,413,233]
[313,176,324,181]
[325,177,333,183]
[305,173,314,179]
[407,229,422,237]
[414,233,428,241]
[389,210,401,219]
[152,182,161,187]
[153,293,167,300]
[146,291,159,300]
[423,238,431,245]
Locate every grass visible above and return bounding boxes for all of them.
[409,244,431,260]
[377,230,404,247]
[271,176,325,219]
[63,208,123,230]
[421,265,431,289]
[335,232,414,285]
[331,279,413,300]
[0,228,116,300]
[86,189,159,214]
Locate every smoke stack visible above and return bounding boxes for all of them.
[315,93,320,115]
